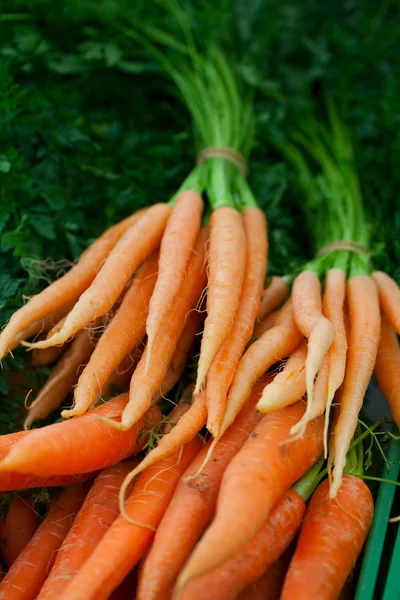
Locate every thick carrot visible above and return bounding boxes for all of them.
[0,212,143,359]
[38,460,139,599]
[0,498,39,568]
[63,251,159,418]
[292,270,335,423]
[56,438,203,600]
[281,475,373,600]
[179,489,304,600]
[109,228,208,431]
[0,484,88,600]
[137,377,270,600]
[253,309,278,338]
[0,395,161,477]
[330,275,380,497]
[24,327,97,429]
[177,402,324,584]
[238,551,292,600]
[206,207,268,437]
[373,270,400,333]
[146,191,203,370]
[374,313,400,428]
[220,300,302,436]
[26,204,170,349]
[258,276,289,322]
[195,207,247,394]
[257,341,306,413]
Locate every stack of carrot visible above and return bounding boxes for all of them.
[0,25,398,600]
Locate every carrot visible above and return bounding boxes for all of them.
[0,498,39,568]
[146,191,203,371]
[0,483,88,600]
[107,228,208,431]
[281,475,373,600]
[330,275,380,497]
[38,460,139,599]
[238,552,292,600]
[25,204,170,349]
[292,270,335,424]
[195,207,247,394]
[56,438,203,600]
[179,489,304,600]
[206,207,267,436]
[31,339,69,367]
[257,341,306,413]
[258,276,289,322]
[253,309,278,338]
[373,270,400,333]
[0,212,143,359]
[0,395,161,477]
[374,313,400,428]
[24,327,97,429]
[137,376,270,600]
[99,352,140,398]
[177,402,323,585]
[63,251,159,418]
[219,299,302,436]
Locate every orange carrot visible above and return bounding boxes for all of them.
[63,251,159,418]
[177,402,323,585]
[24,327,97,429]
[257,341,306,413]
[0,395,161,477]
[99,352,140,398]
[56,438,203,600]
[253,309,278,338]
[330,275,380,498]
[206,207,267,437]
[292,270,335,423]
[0,212,143,359]
[258,276,289,322]
[374,313,400,428]
[0,498,39,568]
[26,204,170,349]
[281,475,373,600]
[146,191,203,370]
[31,339,69,367]
[238,552,292,600]
[179,489,304,600]
[373,270,400,333]
[0,484,88,600]
[137,377,270,600]
[38,460,139,599]
[195,207,247,394]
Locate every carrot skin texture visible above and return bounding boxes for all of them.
[179,489,305,600]
[137,377,270,600]
[57,438,203,600]
[0,395,161,476]
[258,276,289,322]
[373,270,400,333]
[374,313,400,428]
[281,475,373,600]
[178,402,324,583]
[0,498,39,568]
[0,484,88,600]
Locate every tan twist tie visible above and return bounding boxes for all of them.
[316,240,370,258]
[196,147,248,178]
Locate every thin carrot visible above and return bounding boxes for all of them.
[374,313,400,428]
[63,251,159,418]
[31,342,69,367]
[195,207,247,394]
[0,395,161,476]
[258,276,289,322]
[281,475,373,600]
[177,402,323,585]
[373,270,400,333]
[330,275,380,498]
[56,438,203,600]
[137,376,270,600]
[99,352,140,399]
[0,212,143,359]
[290,354,329,438]
[257,341,306,413]
[292,270,335,424]
[238,552,292,600]
[0,483,88,600]
[0,498,39,568]
[206,207,267,437]
[25,204,170,349]
[253,309,278,338]
[38,460,139,599]
[178,489,304,600]
[24,326,97,429]
[146,191,203,370]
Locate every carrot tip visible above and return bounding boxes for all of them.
[95,415,129,431]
